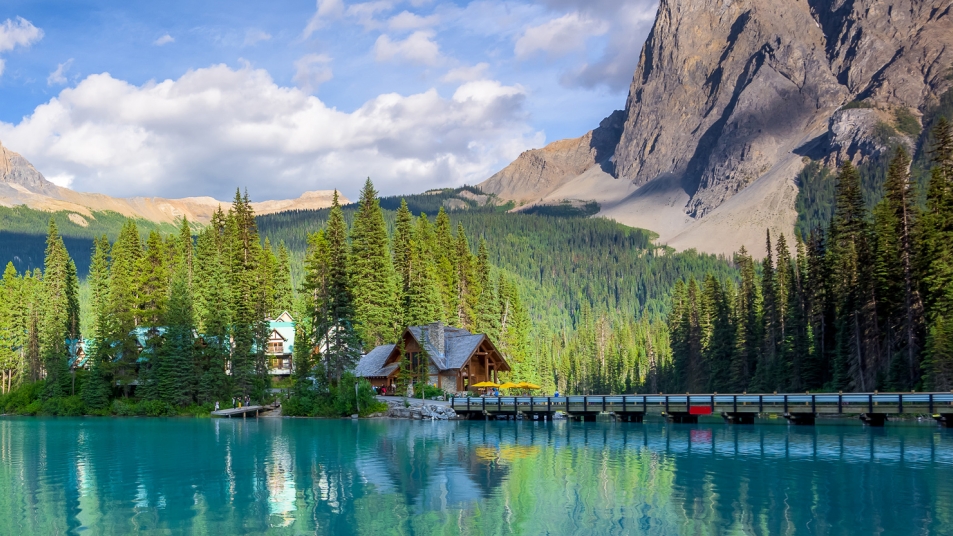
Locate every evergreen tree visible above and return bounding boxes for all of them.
[874,148,923,389]
[732,247,761,391]
[272,241,294,316]
[139,230,169,327]
[829,161,880,391]
[108,221,143,393]
[81,236,113,409]
[307,192,362,383]
[350,179,399,347]
[403,214,442,326]
[40,219,78,398]
[454,223,478,329]
[702,275,734,393]
[433,207,457,323]
[0,263,21,394]
[156,267,196,406]
[756,231,778,391]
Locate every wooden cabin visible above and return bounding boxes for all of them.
[354,322,510,394]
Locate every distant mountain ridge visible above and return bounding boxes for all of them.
[480,0,953,257]
[0,140,344,224]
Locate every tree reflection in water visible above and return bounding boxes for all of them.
[0,417,950,534]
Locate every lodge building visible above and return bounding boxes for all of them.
[354,321,510,394]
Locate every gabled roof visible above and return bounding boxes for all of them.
[353,323,509,378]
[354,344,395,377]
[445,334,485,369]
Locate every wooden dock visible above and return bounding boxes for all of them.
[211,404,276,418]
[450,392,953,426]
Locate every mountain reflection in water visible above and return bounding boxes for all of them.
[0,417,949,535]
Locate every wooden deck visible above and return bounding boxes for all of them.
[211,404,277,418]
[450,392,953,426]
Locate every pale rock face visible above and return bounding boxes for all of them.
[480,0,953,257]
[0,140,345,223]
[479,111,624,203]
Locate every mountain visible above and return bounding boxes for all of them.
[480,0,953,257]
[0,140,344,224]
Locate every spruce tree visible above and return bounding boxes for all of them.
[157,267,196,407]
[308,192,362,383]
[732,247,761,391]
[874,148,923,389]
[433,207,457,323]
[454,223,478,329]
[0,263,21,394]
[82,236,113,409]
[273,241,294,317]
[349,179,399,347]
[108,221,144,393]
[40,219,78,398]
[829,160,879,391]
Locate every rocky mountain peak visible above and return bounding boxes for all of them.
[0,141,58,196]
[480,0,953,257]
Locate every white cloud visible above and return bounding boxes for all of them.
[46,173,74,189]
[344,1,395,31]
[154,34,175,46]
[47,59,74,86]
[388,11,440,31]
[294,53,333,93]
[243,29,272,47]
[441,62,489,83]
[0,65,541,200]
[374,30,443,66]
[515,12,608,59]
[0,17,43,52]
[302,0,346,38]
[0,17,43,76]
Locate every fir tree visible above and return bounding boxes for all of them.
[732,247,761,391]
[308,191,362,383]
[272,241,294,317]
[829,161,880,391]
[40,219,78,398]
[874,148,923,389]
[349,179,399,347]
[157,267,196,406]
[82,236,113,409]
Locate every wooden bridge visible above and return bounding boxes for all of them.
[450,393,953,426]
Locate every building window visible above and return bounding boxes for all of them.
[267,341,284,355]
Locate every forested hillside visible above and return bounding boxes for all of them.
[258,188,736,394]
[0,206,185,276]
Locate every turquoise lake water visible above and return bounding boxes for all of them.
[0,417,951,535]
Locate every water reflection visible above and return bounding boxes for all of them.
[0,417,950,535]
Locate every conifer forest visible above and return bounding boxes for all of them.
[1,120,952,416]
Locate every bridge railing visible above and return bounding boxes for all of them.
[450,393,953,413]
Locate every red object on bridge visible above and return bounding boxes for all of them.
[689,406,713,415]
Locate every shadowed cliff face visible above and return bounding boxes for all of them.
[481,0,953,256]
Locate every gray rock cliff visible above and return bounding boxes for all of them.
[480,0,953,255]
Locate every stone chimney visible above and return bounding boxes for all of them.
[426,321,445,356]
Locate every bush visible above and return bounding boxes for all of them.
[0,381,44,414]
[414,383,449,400]
[841,100,873,110]
[894,107,921,137]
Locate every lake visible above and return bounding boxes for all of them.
[0,416,950,535]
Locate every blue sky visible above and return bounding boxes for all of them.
[0,0,657,200]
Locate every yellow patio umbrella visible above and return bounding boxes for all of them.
[517,382,541,390]
[498,382,521,390]
[471,381,500,388]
